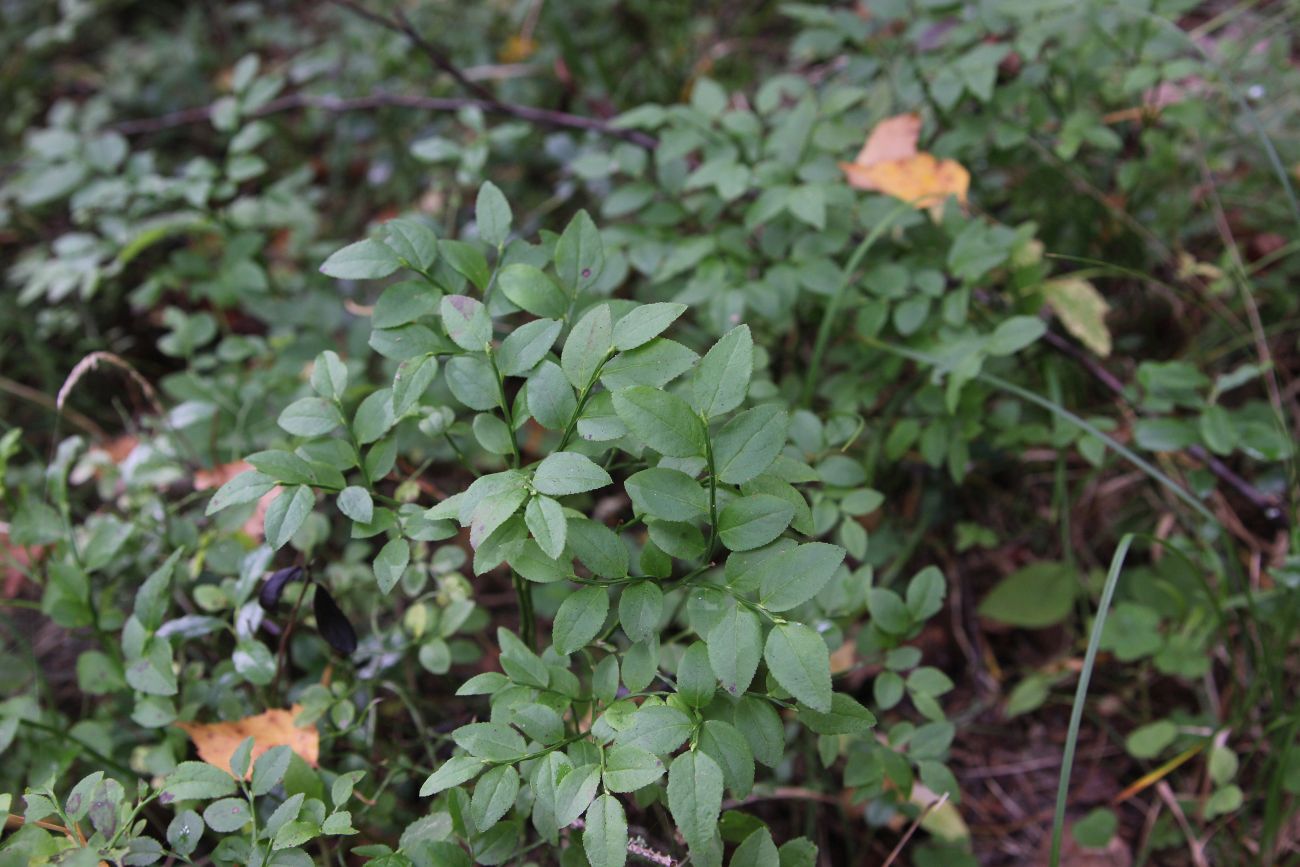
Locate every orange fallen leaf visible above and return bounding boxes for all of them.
[840,112,969,219]
[851,113,921,167]
[176,705,319,777]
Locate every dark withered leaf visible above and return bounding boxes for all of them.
[313,585,358,655]
[258,566,304,610]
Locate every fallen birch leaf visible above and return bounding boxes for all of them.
[176,705,319,776]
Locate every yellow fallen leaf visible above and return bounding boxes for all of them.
[1040,276,1112,357]
[499,34,537,63]
[840,112,969,219]
[176,705,319,777]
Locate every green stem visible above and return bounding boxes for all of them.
[486,347,522,468]
[557,349,615,452]
[513,569,536,650]
[703,418,720,560]
[801,199,915,407]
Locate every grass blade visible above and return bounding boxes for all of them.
[1049,533,1135,867]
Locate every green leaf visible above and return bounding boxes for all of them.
[233,639,275,685]
[1134,418,1199,452]
[203,797,251,833]
[526,361,577,430]
[615,705,692,755]
[265,485,313,550]
[470,764,519,832]
[499,264,567,319]
[373,538,410,594]
[755,542,846,611]
[441,353,496,410]
[524,495,567,560]
[797,693,876,735]
[439,240,490,292]
[135,549,182,631]
[602,746,665,793]
[764,622,831,712]
[352,388,395,445]
[1126,720,1176,759]
[732,697,784,768]
[383,219,438,271]
[247,450,316,486]
[552,586,609,655]
[977,562,1077,628]
[497,318,561,376]
[555,210,604,292]
[476,181,512,247]
[584,795,628,867]
[698,719,754,798]
[618,581,663,643]
[677,641,716,707]
[454,722,526,761]
[612,303,688,351]
[206,470,276,515]
[468,487,528,549]
[393,354,438,415]
[320,238,400,280]
[905,566,946,621]
[419,756,485,797]
[718,495,794,551]
[692,325,753,417]
[625,467,708,521]
[554,764,601,827]
[986,316,1045,356]
[562,305,613,388]
[567,518,628,578]
[162,762,238,801]
[373,280,440,328]
[251,745,292,796]
[278,397,343,437]
[1199,405,1237,456]
[441,295,492,352]
[732,827,779,867]
[1072,807,1117,848]
[600,338,699,390]
[707,605,762,696]
[126,641,178,695]
[712,405,788,485]
[311,350,348,401]
[166,810,204,857]
[337,486,374,524]
[667,751,724,857]
[533,451,612,497]
[866,588,912,635]
[613,387,705,457]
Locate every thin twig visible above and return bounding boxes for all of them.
[328,0,496,101]
[324,0,657,149]
[882,792,949,867]
[112,89,656,148]
[1039,328,1286,528]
